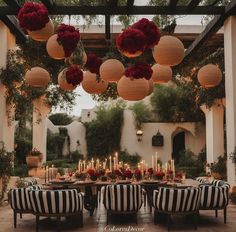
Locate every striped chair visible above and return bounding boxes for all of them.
[28,189,84,232]
[199,180,230,223]
[196,176,211,184]
[153,187,201,230]
[101,184,143,225]
[8,185,42,228]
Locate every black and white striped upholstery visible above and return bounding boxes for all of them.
[153,187,201,213]
[196,177,210,184]
[28,189,84,215]
[199,181,230,209]
[10,188,32,211]
[102,185,143,212]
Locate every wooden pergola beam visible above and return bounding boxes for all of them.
[41,0,55,13]
[0,5,226,16]
[2,0,20,11]
[0,15,27,43]
[187,0,201,11]
[168,0,179,9]
[184,0,236,60]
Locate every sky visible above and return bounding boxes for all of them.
[53,3,204,117]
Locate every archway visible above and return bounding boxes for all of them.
[172,131,185,164]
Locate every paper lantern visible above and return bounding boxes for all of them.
[58,70,77,91]
[99,59,125,82]
[46,34,65,60]
[25,67,50,87]
[117,76,149,101]
[147,79,154,95]
[151,64,172,83]
[82,71,108,94]
[197,64,222,88]
[122,50,143,58]
[28,20,54,42]
[153,36,184,66]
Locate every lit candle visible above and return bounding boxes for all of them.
[155,152,158,171]
[83,160,85,171]
[78,160,81,172]
[157,163,160,172]
[44,165,47,184]
[52,164,54,179]
[115,152,118,167]
[113,157,116,170]
[152,155,154,169]
[109,156,112,171]
[91,158,94,169]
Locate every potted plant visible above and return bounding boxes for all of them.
[211,154,227,180]
[26,148,43,168]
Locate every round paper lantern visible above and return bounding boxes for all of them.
[99,59,125,82]
[147,79,154,95]
[46,34,65,60]
[117,76,149,101]
[25,67,50,87]
[122,50,143,58]
[197,64,222,88]
[153,36,184,66]
[28,20,54,42]
[58,70,77,91]
[82,71,108,94]
[151,64,172,83]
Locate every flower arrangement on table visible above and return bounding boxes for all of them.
[154,171,165,180]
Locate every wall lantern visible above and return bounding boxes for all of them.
[136,130,143,142]
[152,131,164,146]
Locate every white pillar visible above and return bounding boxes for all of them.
[0,22,16,152]
[224,16,236,186]
[200,100,224,163]
[32,96,51,164]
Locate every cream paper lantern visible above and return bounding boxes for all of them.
[197,64,222,88]
[58,69,77,91]
[117,76,149,101]
[46,34,65,60]
[151,64,172,83]
[82,71,108,94]
[153,36,184,66]
[147,79,154,95]
[25,67,50,87]
[99,59,125,83]
[28,20,54,42]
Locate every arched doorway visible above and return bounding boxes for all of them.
[172,131,185,164]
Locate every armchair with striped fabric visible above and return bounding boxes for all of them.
[8,185,42,228]
[153,187,201,230]
[199,180,230,223]
[28,189,84,232]
[101,184,143,225]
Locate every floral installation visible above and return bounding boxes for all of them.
[86,168,98,181]
[124,169,133,179]
[132,18,161,49]
[18,2,49,31]
[134,169,142,181]
[154,171,165,180]
[106,171,116,180]
[147,168,154,176]
[63,65,83,86]
[124,62,153,80]
[116,28,146,55]
[85,53,103,75]
[74,171,86,180]
[57,24,81,57]
[27,148,43,158]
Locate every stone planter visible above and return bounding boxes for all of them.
[26,155,42,168]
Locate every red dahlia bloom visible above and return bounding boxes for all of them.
[124,62,153,80]
[116,28,146,55]
[124,170,133,179]
[148,168,154,175]
[18,2,49,31]
[132,18,161,49]
[87,169,95,176]
[65,65,83,86]
[57,24,80,57]
[85,53,102,75]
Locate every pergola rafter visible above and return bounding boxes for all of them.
[2,0,20,11]
[41,0,55,13]
[187,0,201,11]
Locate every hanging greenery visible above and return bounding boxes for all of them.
[85,101,125,158]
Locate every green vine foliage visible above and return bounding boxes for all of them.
[130,102,152,130]
[85,102,125,158]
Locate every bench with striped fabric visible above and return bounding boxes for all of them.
[8,185,42,228]
[153,187,201,230]
[199,180,230,223]
[101,184,143,225]
[28,189,83,232]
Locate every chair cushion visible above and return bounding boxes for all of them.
[102,184,143,212]
[28,189,83,214]
[153,187,201,213]
[199,184,229,209]
[196,177,210,184]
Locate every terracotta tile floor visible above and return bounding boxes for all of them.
[0,203,236,232]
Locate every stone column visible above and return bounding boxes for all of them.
[0,22,16,152]
[200,100,224,163]
[224,16,236,186]
[32,96,51,164]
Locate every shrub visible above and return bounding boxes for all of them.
[211,154,227,180]
[49,113,73,125]
[120,150,141,167]
[13,165,28,177]
[69,150,84,162]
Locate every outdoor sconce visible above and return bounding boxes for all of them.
[136,130,143,142]
[87,112,90,117]
[152,130,164,146]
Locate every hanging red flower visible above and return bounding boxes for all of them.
[57,24,81,57]
[18,2,49,31]
[132,18,161,49]
[116,28,147,56]
[124,62,153,80]
[85,53,103,75]
[64,65,83,86]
